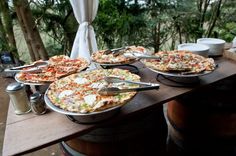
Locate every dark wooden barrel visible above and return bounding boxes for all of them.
[167,76,236,155]
[61,105,167,156]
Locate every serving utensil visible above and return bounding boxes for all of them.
[104,76,158,86]
[103,46,130,55]
[100,76,160,95]
[98,85,160,96]
[124,52,161,60]
[10,61,48,70]
[4,61,48,73]
[5,67,43,73]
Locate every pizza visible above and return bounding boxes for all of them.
[142,50,216,74]
[46,68,140,113]
[15,55,89,83]
[91,45,146,65]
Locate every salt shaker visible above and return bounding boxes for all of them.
[6,82,31,115]
[30,92,47,115]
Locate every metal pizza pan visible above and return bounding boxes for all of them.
[147,67,215,78]
[44,91,124,124]
[43,68,140,123]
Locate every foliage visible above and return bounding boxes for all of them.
[214,0,236,42]
[94,0,148,49]
[1,0,236,61]
[29,0,75,56]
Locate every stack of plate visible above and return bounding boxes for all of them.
[177,43,209,57]
[197,38,225,56]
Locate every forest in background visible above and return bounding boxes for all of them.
[0,0,236,63]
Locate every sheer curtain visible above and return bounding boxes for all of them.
[69,0,99,63]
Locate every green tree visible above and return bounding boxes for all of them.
[0,0,19,63]
[30,0,76,56]
[13,0,48,61]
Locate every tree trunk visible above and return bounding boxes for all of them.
[13,0,48,61]
[156,22,161,52]
[0,0,19,64]
[206,0,222,37]
[0,16,9,51]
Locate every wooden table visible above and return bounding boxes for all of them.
[3,57,236,156]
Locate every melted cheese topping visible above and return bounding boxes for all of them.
[84,94,97,106]
[58,90,74,99]
[74,77,88,84]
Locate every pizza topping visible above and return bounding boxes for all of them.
[74,77,88,84]
[93,100,107,110]
[84,94,97,106]
[58,90,74,99]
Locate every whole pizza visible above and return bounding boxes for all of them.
[91,45,146,65]
[142,50,216,74]
[46,68,140,113]
[15,55,89,84]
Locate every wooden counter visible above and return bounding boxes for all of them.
[3,57,236,156]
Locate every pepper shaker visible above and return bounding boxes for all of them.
[6,82,31,115]
[30,92,47,115]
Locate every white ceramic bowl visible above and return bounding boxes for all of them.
[177,43,209,57]
[197,38,225,56]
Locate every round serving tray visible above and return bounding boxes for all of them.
[44,92,122,124]
[147,67,215,78]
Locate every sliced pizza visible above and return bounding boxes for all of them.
[15,55,89,84]
[91,45,146,65]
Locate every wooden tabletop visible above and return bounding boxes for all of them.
[3,57,236,156]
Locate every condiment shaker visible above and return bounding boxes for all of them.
[6,82,31,115]
[30,92,47,115]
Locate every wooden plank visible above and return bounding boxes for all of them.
[223,50,236,61]
[3,105,96,156]
[3,58,236,156]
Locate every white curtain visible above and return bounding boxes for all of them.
[69,0,99,63]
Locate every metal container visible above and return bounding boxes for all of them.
[44,93,122,123]
[30,92,47,115]
[6,82,31,115]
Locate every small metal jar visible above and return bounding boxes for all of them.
[30,92,47,115]
[6,82,31,115]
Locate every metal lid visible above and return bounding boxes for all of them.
[30,92,42,102]
[6,82,24,92]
